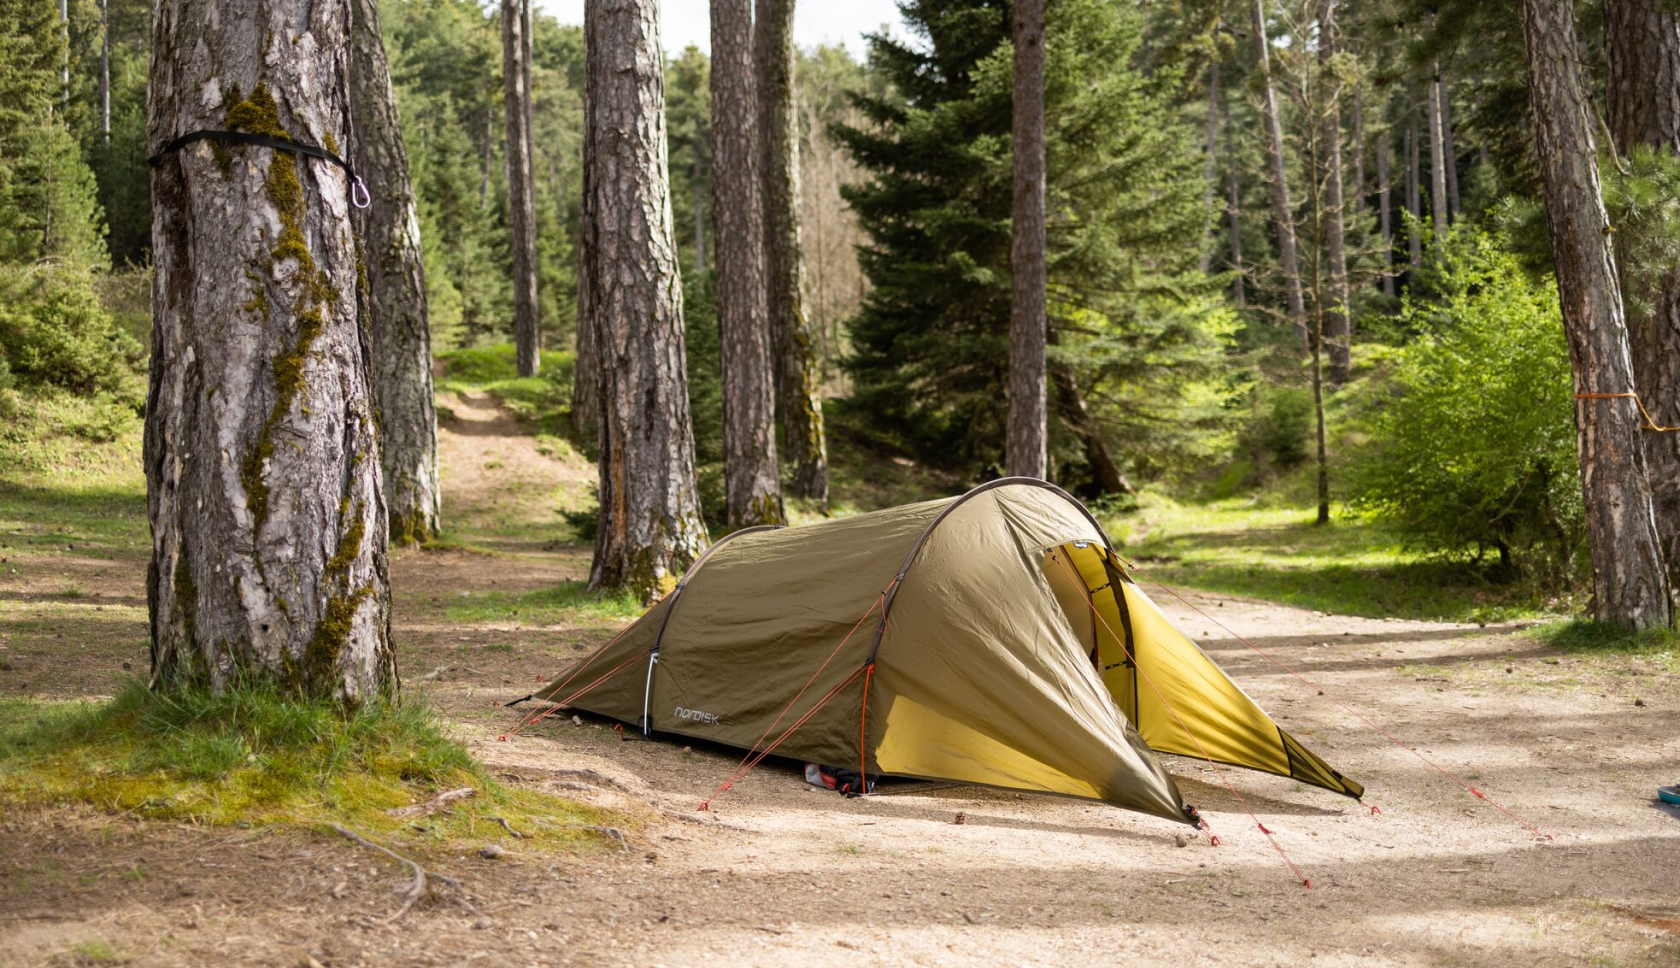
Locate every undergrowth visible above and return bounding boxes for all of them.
[0,679,623,851]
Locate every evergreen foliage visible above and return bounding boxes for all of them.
[836,0,1231,482]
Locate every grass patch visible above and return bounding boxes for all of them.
[1105,493,1568,623]
[1525,620,1680,673]
[435,344,578,439]
[446,581,644,626]
[0,679,622,851]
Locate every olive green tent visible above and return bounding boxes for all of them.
[530,478,1361,826]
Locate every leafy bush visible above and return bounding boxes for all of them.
[1346,231,1581,581]
[0,264,142,396]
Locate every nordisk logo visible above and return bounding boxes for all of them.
[674,706,721,725]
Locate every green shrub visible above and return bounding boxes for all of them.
[0,264,142,395]
[1345,230,1581,581]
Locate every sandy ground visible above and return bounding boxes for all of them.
[3,395,1678,967]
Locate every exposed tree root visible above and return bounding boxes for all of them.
[327,823,475,923]
[387,786,475,819]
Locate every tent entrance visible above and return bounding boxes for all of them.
[1042,542,1365,800]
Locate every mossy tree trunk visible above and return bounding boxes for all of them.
[756,0,828,509]
[147,0,395,701]
[711,0,784,528]
[1007,0,1048,480]
[1524,0,1673,629]
[1605,0,1680,583]
[584,0,709,600]
[351,0,439,545]
[503,0,540,378]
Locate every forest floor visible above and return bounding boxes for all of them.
[2,387,1679,967]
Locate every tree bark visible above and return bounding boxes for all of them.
[1352,80,1365,205]
[573,24,599,439]
[585,0,710,599]
[1319,0,1351,386]
[1523,0,1673,629]
[1251,0,1308,347]
[1007,0,1048,479]
[756,0,828,508]
[1405,90,1422,272]
[1604,0,1680,582]
[100,0,110,143]
[1200,62,1220,274]
[1225,94,1246,306]
[1441,72,1461,217]
[503,0,540,377]
[711,0,784,528]
[351,0,440,545]
[147,0,395,700]
[1427,67,1448,246]
[1377,106,1394,297]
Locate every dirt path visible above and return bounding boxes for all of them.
[3,395,1678,967]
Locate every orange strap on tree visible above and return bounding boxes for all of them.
[1575,392,1680,432]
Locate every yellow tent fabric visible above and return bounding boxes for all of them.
[1044,541,1362,799]
[529,479,1361,826]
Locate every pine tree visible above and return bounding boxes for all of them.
[837,0,1225,486]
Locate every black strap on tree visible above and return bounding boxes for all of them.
[148,129,370,209]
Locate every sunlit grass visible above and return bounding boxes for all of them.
[0,680,624,852]
[445,580,644,626]
[1104,493,1566,623]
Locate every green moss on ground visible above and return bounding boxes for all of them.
[0,680,623,852]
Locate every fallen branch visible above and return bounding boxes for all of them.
[327,823,472,923]
[388,787,476,819]
[490,816,526,839]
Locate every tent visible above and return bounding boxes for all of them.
[530,478,1362,826]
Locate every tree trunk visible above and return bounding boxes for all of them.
[1427,67,1448,246]
[503,0,540,377]
[1225,95,1246,306]
[1352,80,1365,205]
[693,155,705,275]
[147,0,395,700]
[351,0,440,545]
[1306,62,1331,526]
[1200,61,1220,274]
[1319,0,1350,386]
[711,0,784,528]
[480,103,493,209]
[573,28,599,440]
[1405,90,1422,272]
[585,0,710,599]
[1441,73,1461,217]
[1251,0,1308,347]
[1377,108,1394,297]
[1604,0,1680,582]
[1050,357,1132,497]
[1008,0,1048,479]
[1523,0,1673,629]
[59,0,69,111]
[757,0,828,508]
[100,0,110,143]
